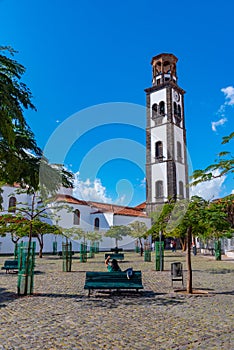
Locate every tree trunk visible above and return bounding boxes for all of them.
[37,235,43,258]
[180,237,187,251]
[186,226,192,293]
[139,238,143,256]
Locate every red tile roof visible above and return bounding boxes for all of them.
[88,201,148,218]
[51,196,148,217]
[134,202,146,210]
[52,194,88,206]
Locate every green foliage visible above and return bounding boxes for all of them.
[172,196,232,240]
[86,231,102,243]
[105,225,131,247]
[0,46,74,204]
[0,46,36,146]
[146,202,176,239]
[190,131,234,186]
[128,221,148,239]
[146,196,233,242]
[62,227,85,241]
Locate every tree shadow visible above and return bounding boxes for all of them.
[211,290,234,296]
[208,269,234,274]
[0,287,18,308]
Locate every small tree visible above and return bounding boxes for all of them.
[0,192,64,257]
[166,196,232,293]
[63,227,86,243]
[105,225,131,248]
[0,215,61,258]
[128,221,148,254]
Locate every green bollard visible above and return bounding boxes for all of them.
[155,242,164,271]
[214,240,221,260]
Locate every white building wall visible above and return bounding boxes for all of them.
[0,185,152,253]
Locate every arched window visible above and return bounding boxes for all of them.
[155,141,163,160]
[94,218,100,231]
[159,101,165,115]
[8,196,16,213]
[177,141,182,162]
[152,103,158,119]
[174,102,177,116]
[178,105,181,118]
[73,209,80,225]
[155,181,164,198]
[179,181,184,198]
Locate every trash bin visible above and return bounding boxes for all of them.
[171,262,184,287]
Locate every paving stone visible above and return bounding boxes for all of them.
[0,252,233,349]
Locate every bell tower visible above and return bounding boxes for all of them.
[145,53,189,214]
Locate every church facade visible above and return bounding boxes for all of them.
[0,53,189,254]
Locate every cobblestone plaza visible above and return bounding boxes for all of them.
[0,251,233,349]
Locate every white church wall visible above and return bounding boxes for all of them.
[90,212,111,231]
[0,185,151,254]
[53,204,94,231]
[1,185,32,214]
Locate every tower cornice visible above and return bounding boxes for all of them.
[145,81,185,95]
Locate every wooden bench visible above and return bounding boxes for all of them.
[1,260,18,274]
[84,271,143,296]
[104,253,124,261]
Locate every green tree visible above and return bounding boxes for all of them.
[0,214,61,258]
[0,192,64,257]
[62,227,85,242]
[0,46,37,147]
[128,221,148,254]
[105,225,131,248]
[166,196,232,293]
[0,47,74,201]
[0,46,42,190]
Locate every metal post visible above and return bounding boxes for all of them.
[159,231,162,271]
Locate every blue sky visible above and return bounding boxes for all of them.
[1,0,234,206]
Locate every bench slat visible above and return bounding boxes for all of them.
[104,253,124,260]
[84,271,143,295]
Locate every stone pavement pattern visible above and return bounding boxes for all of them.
[0,251,233,349]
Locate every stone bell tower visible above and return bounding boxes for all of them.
[145,53,189,214]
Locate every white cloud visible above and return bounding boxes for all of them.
[231,189,234,195]
[73,172,113,203]
[190,170,226,200]
[140,177,146,188]
[211,86,234,132]
[221,86,234,106]
[211,118,227,131]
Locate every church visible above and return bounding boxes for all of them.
[0,53,189,254]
